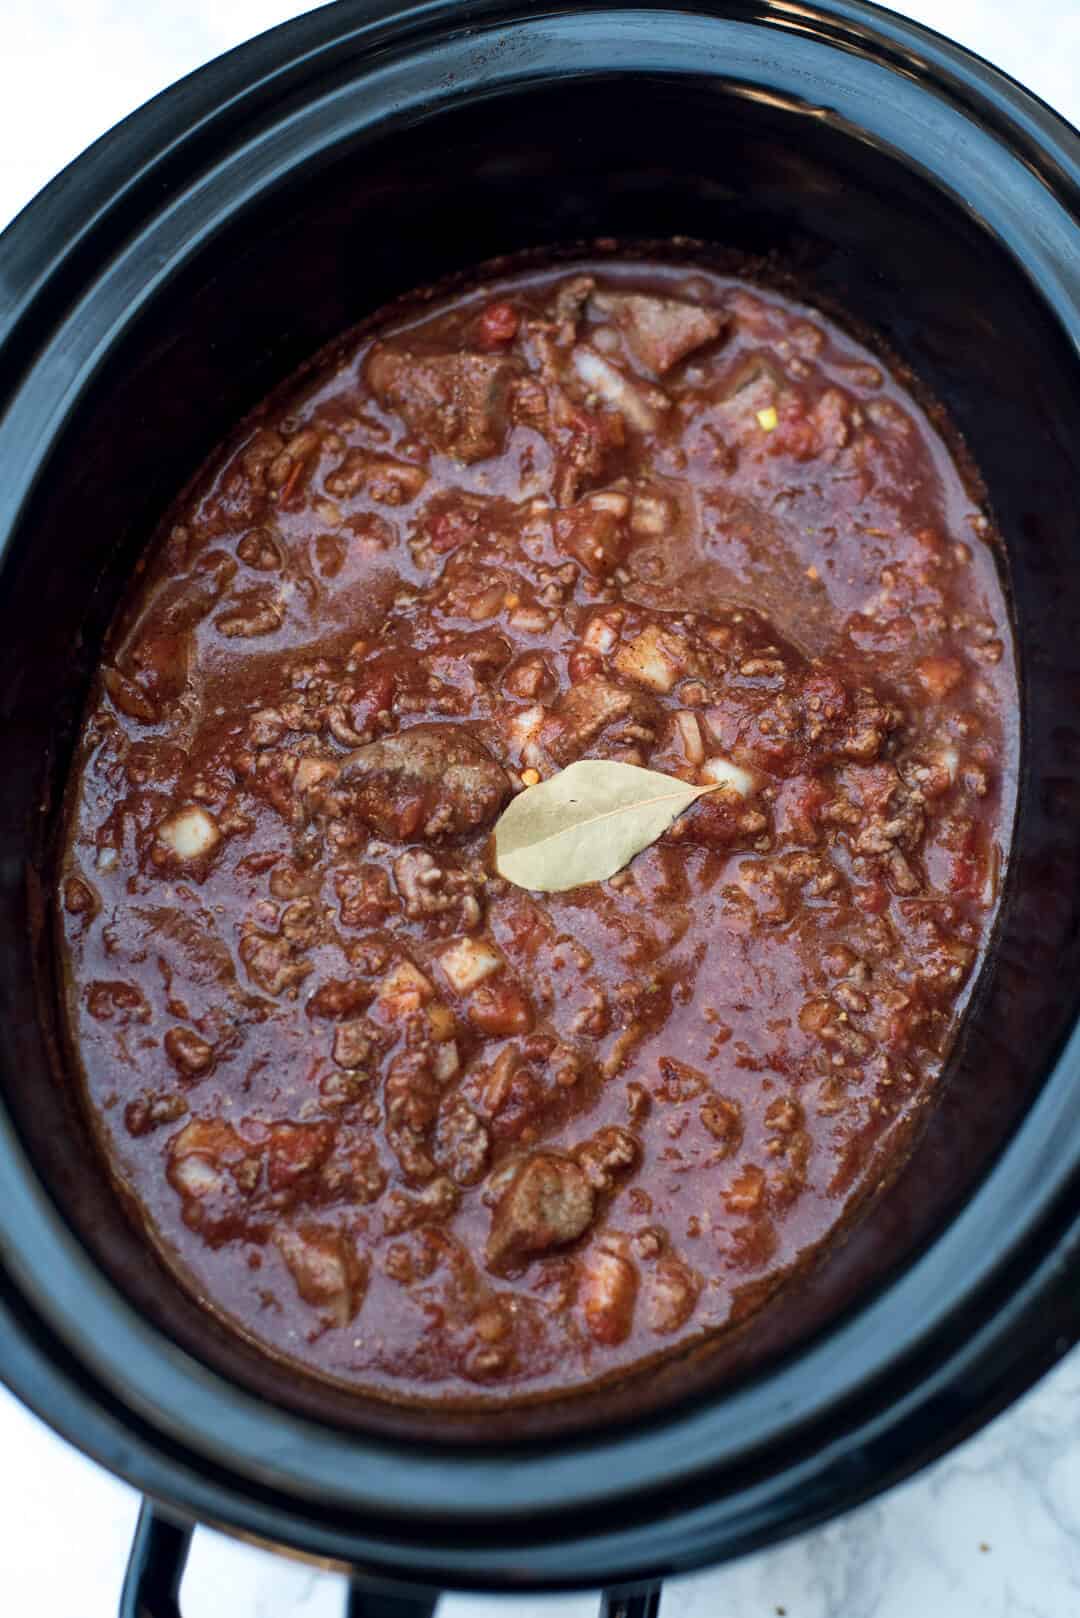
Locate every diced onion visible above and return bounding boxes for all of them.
[156,806,220,861]
[439,938,502,993]
[587,490,631,517]
[573,348,659,432]
[675,711,705,765]
[700,756,756,796]
[583,615,622,655]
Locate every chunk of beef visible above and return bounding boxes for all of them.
[486,1152,595,1272]
[331,1019,378,1072]
[384,1031,460,1184]
[382,1175,461,1235]
[265,1121,337,1194]
[519,379,627,508]
[434,1096,491,1186]
[796,667,903,767]
[239,925,313,998]
[324,449,427,505]
[550,401,626,506]
[163,1026,214,1079]
[551,274,596,334]
[480,1041,574,1144]
[590,291,726,375]
[571,348,667,432]
[847,764,927,893]
[580,1238,638,1344]
[612,623,690,693]
[167,1117,263,1244]
[574,1125,639,1193]
[334,864,398,929]
[834,686,903,764]
[663,785,769,851]
[366,344,518,464]
[321,1140,387,1204]
[554,490,630,577]
[848,765,925,853]
[540,676,658,768]
[340,724,511,842]
[214,586,286,639]
[393,849,483,933]
[275,1224,368,1327]
[643,1254,701,1334]
[125,1090,188,1138]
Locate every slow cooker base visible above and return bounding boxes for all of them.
[119,1502,662,1618]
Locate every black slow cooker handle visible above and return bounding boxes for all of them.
[120,1501,663,1616]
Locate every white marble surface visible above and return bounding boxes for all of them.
[2,2,1078,1614]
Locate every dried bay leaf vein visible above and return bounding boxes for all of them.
[493,758,752,893]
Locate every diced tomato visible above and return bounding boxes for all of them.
[885,1006,912,1047]
[770,399,817,460]
[348,667,396,733]
[947,852,981,897]
[428,507,478,554]
[568,649,603,683]
[916,656,965,701]
[569,404,625,453]
[495,895,551,960]
[801,666,849,723]
[477,301,519,349]
[266,1122,335,1192]
[854,881,889,916]
[468,981,534,1037]
[936,815,982,896]
[775,773,830,843]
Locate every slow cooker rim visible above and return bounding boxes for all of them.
[2,0,1079,369]
[1,0,1079,1586]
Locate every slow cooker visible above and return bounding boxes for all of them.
[1,3,1079,1614]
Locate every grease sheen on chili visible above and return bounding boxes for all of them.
[59,257,1016,1405]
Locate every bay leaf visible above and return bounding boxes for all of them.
[494,759,723,893]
